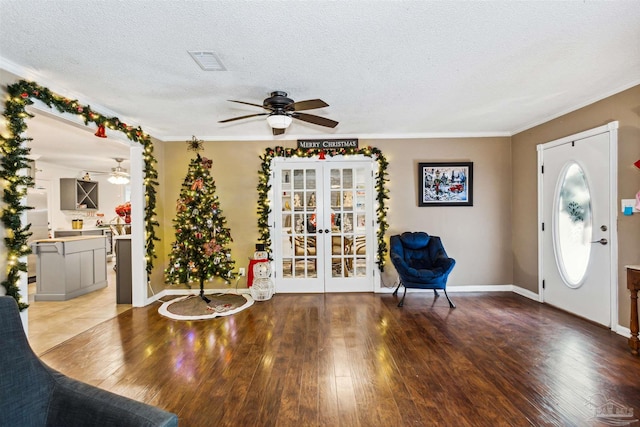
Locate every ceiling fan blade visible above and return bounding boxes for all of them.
[272,127,286,136]
[218,113,268,123]
[286,99,329,111]
[228,100,273,110]
[292,112,339,128]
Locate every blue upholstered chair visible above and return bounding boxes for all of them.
[0,296,179,427]
[390,232,456,308]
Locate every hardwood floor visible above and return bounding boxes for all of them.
[37,292,640,426]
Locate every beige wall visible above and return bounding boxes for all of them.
[159,137,513,289]
[160,140,276,288]
[511,85,640,327]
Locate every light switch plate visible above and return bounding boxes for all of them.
[621,199,639,213]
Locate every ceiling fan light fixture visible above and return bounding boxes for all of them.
[108,158,130,185]
[266,114,292,129]
[108,173,130,185]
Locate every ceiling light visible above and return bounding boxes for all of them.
[266,114,292,129]
[108,158,130,185]
[188,51,226,71]
[108,174,130,185]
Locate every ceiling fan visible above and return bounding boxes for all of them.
[219,91,339,135]
[84,158,130,185]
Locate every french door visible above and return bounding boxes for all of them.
[272,158,375,293]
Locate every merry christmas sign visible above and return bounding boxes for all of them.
[297,139,359,150]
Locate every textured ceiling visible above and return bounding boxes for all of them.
[0,1,639,171]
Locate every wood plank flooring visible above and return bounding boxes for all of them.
[38,292,640,426]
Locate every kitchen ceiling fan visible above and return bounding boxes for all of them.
[107,158,130,185]
[218,91,338,135]
[84,158,130,185]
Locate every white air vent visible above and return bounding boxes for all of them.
[188,51,226,71]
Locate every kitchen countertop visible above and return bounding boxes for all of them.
[55,226,112,231]
[33,236,106,243]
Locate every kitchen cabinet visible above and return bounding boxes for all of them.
[60,178,99,210]
[54,228,113,255]
[115,236,132,304]
[31,236,108,301]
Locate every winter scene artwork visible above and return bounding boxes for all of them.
[418,162,473,207]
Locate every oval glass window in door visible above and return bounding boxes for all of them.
[553,161,592,288]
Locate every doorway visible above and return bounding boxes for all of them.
[537,122,618,327]
[272,157,376,293]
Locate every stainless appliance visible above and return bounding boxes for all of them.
[26,188,50,282]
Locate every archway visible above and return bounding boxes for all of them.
[1,79,159,311]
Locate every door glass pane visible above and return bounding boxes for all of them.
[553,162,592,287]
[306,169,316,189]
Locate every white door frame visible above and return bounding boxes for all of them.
[536,121,618,329]
[269,155,380,292]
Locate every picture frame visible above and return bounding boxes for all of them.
[418,162,473,206]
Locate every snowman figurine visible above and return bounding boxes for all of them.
[251,244,275,301]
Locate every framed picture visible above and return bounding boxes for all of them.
[418,162,473,206]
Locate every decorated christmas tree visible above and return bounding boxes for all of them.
[165,137,235,301]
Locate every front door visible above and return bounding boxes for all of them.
[273,158,375,293]
[538,123,617,327]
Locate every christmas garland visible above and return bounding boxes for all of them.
[1,80,160,310]
[257,146,389,271]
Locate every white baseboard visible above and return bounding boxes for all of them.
[615,325,631,339]
[376,283,539,297]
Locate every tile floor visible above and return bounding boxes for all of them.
[27,259,131,355]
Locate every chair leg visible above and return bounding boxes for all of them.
[443,289,455,308]
[392,280,402,296]
[398,286,407,307]
[433,289,439,297]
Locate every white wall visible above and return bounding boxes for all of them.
[35,161,127,231]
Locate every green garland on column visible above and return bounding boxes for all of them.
[257,145,389,271]
[1,80,160,310]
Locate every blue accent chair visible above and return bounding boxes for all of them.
[390,232,456,308]
[0,296,179,427]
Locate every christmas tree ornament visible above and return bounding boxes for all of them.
[191,178,203,191]
[187,135,204,152]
